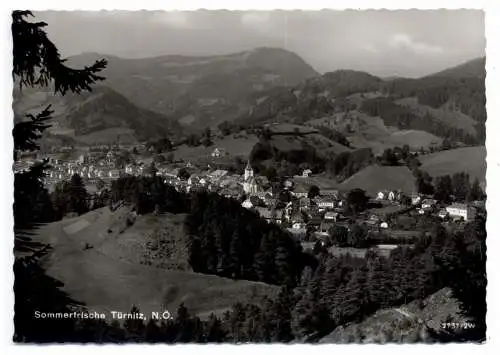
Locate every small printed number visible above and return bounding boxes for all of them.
[441,322,475,330]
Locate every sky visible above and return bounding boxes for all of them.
[34,9,485,78]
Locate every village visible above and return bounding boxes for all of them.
[14,142,486,259]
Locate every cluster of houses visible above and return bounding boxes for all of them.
[17,143,484,234]
[375,188,481,222]
[411,196,479,222]
[42,152,124,183]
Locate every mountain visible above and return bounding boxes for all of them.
[13,85,184,145]
[235,57,485,150]
[427,57,485,79]
[237,70,382,127]
[67,47,319,129]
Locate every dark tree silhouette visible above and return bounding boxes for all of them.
[307,185,320,199]
[13,10,107,229]
[346,188,369,215]
[12,11,107,94]
[13,10,107,342]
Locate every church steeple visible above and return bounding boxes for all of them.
[244,160,254,181]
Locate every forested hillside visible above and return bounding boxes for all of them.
[236,57,486,147]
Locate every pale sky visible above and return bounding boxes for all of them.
[33,9,485,78]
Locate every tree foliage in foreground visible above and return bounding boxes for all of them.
[13,10,107,341]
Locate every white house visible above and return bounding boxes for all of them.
[324,211,338,221]
[411,194,422,205]
[376,191,386,200]
[211,148,227,158]
[108,169,120,179]
[445,203,477,221]
[292,222,306,230]
[421,199,437,211]
[315,197,336,210]
[302,169,312,178]
[125,164,134,175]
[242,199,253,209]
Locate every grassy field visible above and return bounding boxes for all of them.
[419,146,486,186]
[387,130,442,149]
[174,133,259,162]
[31,207,278,319]
[339,165,416,196]
[368,204,409,217]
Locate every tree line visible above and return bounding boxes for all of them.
[360,97,478,146]
[412,168,485,203]
[185,192,305,286]
[18,215,484,343]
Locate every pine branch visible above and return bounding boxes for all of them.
[12,10,107,95]
[13,105,53,152]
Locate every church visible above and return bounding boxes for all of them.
[242,161,260,195]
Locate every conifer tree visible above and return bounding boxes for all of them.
[13,10,107,342]
[254,232,276,283]
[206,313,226,342]
[468,177,485,201]
[123,306,145,341]
[144,319,161,342]
[13,10,106,228]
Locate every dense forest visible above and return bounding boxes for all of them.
[359,97,478,145]
[324,148,374,181]
[108,176,307,286]
[380,75,486,144]
[249,136,326,177]
[16,212,487,343]
[248,133,373,181]
[238,65,486,145]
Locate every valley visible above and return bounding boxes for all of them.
[13,15,487,343]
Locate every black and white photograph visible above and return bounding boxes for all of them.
[9,6,488,345]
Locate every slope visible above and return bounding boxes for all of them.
[419,146,486,186]
[239,70,382,127]
[238,57,485,147]
[308,110,442,155]
[339,165,416,196]
[13,85,184,144]
[28,207,278,319]
[67,47,319,128]
[429,57,485,79]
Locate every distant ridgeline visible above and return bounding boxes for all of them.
[235,59,485,146]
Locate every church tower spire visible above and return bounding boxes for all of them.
[244,160,254,181]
